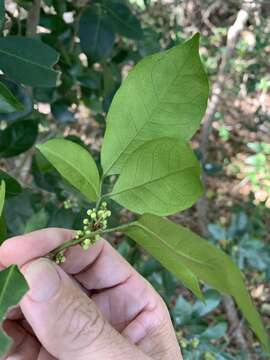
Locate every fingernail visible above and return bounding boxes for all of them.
[23,259,61,302]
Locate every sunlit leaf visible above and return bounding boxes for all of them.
[111,138,203,215]
[124,214,269,351]
[102,33,209,175]
[37,138,100,202]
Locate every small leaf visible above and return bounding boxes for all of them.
[0,36,60,87]
[103,1,143,40]
[110,138,203,215]
[0,81,23,114]
[0,181,5,217]
[0,119,38,158]
[101,33,209,175]
[0,170,22,198]
[37,138,100,202]
[0,215,7,245]
[0,265,29,356]
[79,5,115,62]
[124,214,269,351]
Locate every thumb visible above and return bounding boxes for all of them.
[20,258,147,360]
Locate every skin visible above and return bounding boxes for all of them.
[0,228,183,360]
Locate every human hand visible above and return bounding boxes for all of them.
[0,228,182,360]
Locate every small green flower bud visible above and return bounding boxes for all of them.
[101,202,107,208]
[85,230,91,235]
[83,225,88,231]
[95,234,101,241]
[83,218,89,225]
[106,210,112,217]
[90,212,97,220]
[87,209,92,216]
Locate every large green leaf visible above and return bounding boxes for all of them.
[0,81,23,114]
[101,33,209,175]
[124,214,269,351]
[37,138,100,202]
[0,119,38,158]
[0,170,22,198]
[103,1,143,40]
[79,5,115,62]
[0,36,60,87]
[110,138,203,215]
[0,265,29,356]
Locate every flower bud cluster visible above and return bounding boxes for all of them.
[55,250,66,264]
[77,202,111,251]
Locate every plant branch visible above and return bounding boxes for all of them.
[26,0,41,37]
[47,222,136,260]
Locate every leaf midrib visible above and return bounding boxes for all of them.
[41,147,98,199]
[104,41,195,175]
[135,222,214,271]
[0,48,56,73]
[111,164,198,197]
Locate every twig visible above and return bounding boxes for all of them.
[26,0,41,37]
[196,1,256,357]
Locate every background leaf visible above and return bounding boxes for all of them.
[37,138,100,202]
[101,33,209,175]
[0,265,29,356]
[124,214,269,351]
[0,119,38,158]
[0,0,4,33]
[0,171,22,198]
[0,181,5,217]
[110,138,203,215]
[0,37,60,87]
[103,1,143,40]
[0,81,23,114]
[79,5,115,62]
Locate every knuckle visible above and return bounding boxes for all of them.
[55,290,106,353]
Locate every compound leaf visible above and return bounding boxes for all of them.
[0,36,60,87]
[0,265,29,356]
[124,214,269,352]
[110,138,203,215]
[37,138,100,202]
[101,33,209,175]
[0,81,23,114]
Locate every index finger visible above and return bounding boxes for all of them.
[0,228,75,267]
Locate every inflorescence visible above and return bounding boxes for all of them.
[55,201,111,264]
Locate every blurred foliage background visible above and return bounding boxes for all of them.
[0,0,270,359]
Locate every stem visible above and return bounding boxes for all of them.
[26,0,41,37]
[47,222,136,260]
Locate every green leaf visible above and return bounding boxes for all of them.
[37,138,100,202]
[0,171,22,198]
[0,180,5,217]
[0,119,38,158]
[110,138,203,215]
[24,208,48,233]
[103,1,143,40]
[0,36,60,87]
[79,5,115,62]
[124,214,269,351]
[101,33,209,175]
[0,81,23,114]
[0,265,29,356]
[0,214,7,245]
[0,0,4,33]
